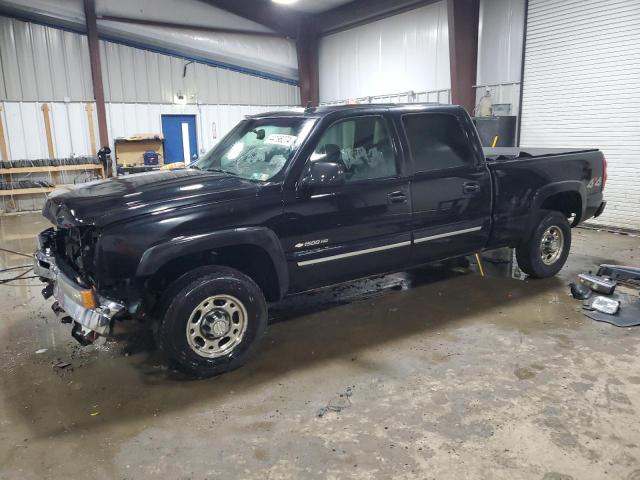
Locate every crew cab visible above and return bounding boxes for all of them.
[34,104,607,377]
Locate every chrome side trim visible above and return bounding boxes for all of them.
[414,226,483,244]
[297,241,411,266]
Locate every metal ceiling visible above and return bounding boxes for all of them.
[280,0,355,14]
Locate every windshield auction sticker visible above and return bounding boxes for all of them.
[265,134,297,147]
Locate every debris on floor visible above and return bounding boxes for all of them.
[578,272,616,294]
[35,348,47,354]
[584,294,640,327]
[569,282,591,300]
[53,361,71,370]
[317,386,355,418]
[570,264,640,327]
[590,296,620,315]
[597,264,640,285]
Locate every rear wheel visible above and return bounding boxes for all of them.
[158,266,267,378]
[516,210,571,278]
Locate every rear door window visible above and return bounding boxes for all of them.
[402,113,475,172]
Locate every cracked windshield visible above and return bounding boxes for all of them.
[193,118,314,181]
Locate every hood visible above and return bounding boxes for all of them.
[43,169,260,227]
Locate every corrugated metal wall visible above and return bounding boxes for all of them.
[0,15,300,213]
[520,0,640,231]
[0,16,300,105]
[0,17,94,101]
[318,1,450,103]
[99,41,299,105]
[474,0,525,116]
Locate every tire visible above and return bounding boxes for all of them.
[516,210,571,279]
[158,266,268,378]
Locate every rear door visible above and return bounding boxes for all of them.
[282,113,412,291]
[398,111,492,263]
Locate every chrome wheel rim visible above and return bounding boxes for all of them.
[186,295,248,358]
[540,226,564,265]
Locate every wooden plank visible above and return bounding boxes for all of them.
[41,103,55,158]
[85,103,97,155]
[0,164,103,174]
[0,187,56,196]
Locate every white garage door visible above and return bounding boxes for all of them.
[519,0,640,231]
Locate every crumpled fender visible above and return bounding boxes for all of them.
[136,226,289,298]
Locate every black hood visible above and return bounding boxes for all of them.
[43,169,260,227]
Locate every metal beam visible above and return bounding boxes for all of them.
[203,0,301,38]
[83,0,109,154]
[447,0,479,114]
[315,0,439,36]
[98,15,289,38]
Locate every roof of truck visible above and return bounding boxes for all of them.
[247,103,464,119]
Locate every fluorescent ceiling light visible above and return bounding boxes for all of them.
[272,0,299,5]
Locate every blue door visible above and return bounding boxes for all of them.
[161,114,198,164]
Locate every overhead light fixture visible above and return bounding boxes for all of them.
[272,0,299,5]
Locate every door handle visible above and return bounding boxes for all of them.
[388,191,407,204]
[463,182,480,194]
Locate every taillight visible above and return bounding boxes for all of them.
[602,156,607,190]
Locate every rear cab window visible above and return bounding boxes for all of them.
[402,113,475,173]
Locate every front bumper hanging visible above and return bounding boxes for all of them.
[34,246,124,340]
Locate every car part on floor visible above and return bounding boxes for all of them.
[578,273,617,295]
[590,296,620,315]
[584,294,640,327]
[569,282,591,300]
[596,264,640,287]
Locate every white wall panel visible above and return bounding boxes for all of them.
[50,102,73,158]
[520,0,640,231]
[477,0,525,85]
[319,1,450,103]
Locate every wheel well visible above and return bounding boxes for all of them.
[146,244,281,308]
[540,191,582,222]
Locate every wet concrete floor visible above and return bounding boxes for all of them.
[1,213,639,479]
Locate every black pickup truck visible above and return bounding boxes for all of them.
[34,104,607,377]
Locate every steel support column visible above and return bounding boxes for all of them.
[296,20,319,107]
[447,0,480,114]
[83,0,109,154]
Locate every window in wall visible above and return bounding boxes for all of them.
[402,114,475,172]
[311,116,398,182]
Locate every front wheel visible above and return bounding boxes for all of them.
[158,266,268,378]
[516,210,571,279]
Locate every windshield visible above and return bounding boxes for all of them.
[193,117,314,181]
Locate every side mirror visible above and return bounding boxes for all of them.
[300,161,346,188]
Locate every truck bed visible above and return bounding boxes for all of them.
[484,147,605,250]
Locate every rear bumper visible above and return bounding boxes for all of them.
[594,200,607,218]
[34,246,124,336]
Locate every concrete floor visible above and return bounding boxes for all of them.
[1,213,639,480]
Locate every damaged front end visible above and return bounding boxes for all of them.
[34,227,125,345]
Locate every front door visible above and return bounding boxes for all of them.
[283,114,412,292]
[161,114,198,164]
[398,111,492,263]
